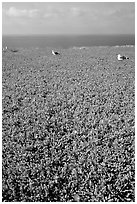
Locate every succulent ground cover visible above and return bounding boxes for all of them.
[2,46,135,202]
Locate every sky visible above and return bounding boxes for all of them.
[2,2,135,35]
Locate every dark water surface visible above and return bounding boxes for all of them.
[2,34,135,49]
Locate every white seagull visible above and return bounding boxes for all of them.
[52,50,60,55]
[117,54,129,61]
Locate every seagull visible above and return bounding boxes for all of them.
[52,50,60,55]
[117,54,129,61]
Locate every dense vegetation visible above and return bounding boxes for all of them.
[2,46,135,202]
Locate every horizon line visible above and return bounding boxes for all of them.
[2,33,135,36]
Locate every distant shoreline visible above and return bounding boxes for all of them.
[2,34,135,49]
[2,33,135,37]
[2,45,135,52]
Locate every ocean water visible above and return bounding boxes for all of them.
[2,34,135,49]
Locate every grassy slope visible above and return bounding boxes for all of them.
[2,46,135,202]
